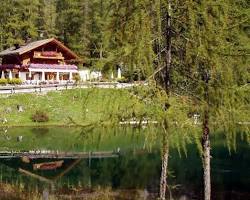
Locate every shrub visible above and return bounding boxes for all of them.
[122,68,147,82]
[8,78,22,85]
[117,77,129,83]
[73,74,81,83]
[0,79,8,85]
[100,77,109,82]
[31,110,49,122]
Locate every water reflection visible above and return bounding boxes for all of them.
[0,127,249,200]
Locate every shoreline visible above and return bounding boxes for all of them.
[0,123,81,128]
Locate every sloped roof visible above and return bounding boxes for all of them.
[0,38,79,60]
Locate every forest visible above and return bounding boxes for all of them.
[0,0,248,80]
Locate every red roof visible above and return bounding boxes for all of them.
[0,38,79,60]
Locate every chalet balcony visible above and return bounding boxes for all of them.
[33,51,64,60]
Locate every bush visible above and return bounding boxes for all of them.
[117,77,129,83]
[31,110,49,122]
[122,68,147,82]
[0,79,8,85]
[8,78,22,85]
[99,77,109,82]
[73,74,81,83]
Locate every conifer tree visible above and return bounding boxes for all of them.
[106,0,155,79]
[55,0,83,53]
[152,0,249,199]
[37,0,57,38]
[0,0,40,47]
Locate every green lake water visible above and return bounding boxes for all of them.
[0,126,249,200]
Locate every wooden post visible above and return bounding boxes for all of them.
[19,168,53,184]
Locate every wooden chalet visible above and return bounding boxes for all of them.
[0,38,79,83]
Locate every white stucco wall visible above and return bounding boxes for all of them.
[78,70,102,81]
[90,71,102,80]
[19,72,27,81]
[79,69,90,81]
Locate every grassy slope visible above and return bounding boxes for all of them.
[0,88,152,127]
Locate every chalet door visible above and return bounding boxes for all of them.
[48,73,55,80]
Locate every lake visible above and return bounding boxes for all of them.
[0,126,249,200]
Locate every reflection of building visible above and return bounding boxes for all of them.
[0,38,79,84]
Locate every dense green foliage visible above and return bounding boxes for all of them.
[0,0,249,129]
[0,0,248,80]
[0,78,22,85]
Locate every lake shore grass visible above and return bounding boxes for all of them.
[1,87,248,131]
[0,88,155,127]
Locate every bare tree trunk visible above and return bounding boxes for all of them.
[164,3,172,94]
[160,132,169,200]
[202,71,211,200]
[159,1,173,199]
[202,109,211,200]
[160,2,172,199]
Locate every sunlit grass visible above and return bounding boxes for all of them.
[0,88,153,127]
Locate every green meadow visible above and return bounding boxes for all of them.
[0,88,156,127]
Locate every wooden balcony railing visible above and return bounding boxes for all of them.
[33,51,64,60]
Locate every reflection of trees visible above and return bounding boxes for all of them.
[2,126,149,152]
[91,151,161,189]
[0,137,249,199]
[32,127,49,135]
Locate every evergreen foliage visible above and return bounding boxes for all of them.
[0,0,248,128]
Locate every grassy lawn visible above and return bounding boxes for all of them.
[0,88,153,127]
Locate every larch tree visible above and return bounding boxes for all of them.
[170,0,250,199]
[151,0,249,199]
[106,0,155,80]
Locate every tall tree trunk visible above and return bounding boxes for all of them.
[164,3,172,94]
[160,130,169,200]
[160,2,172,199]
[202,71,211,200]
[202,109,211,200]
